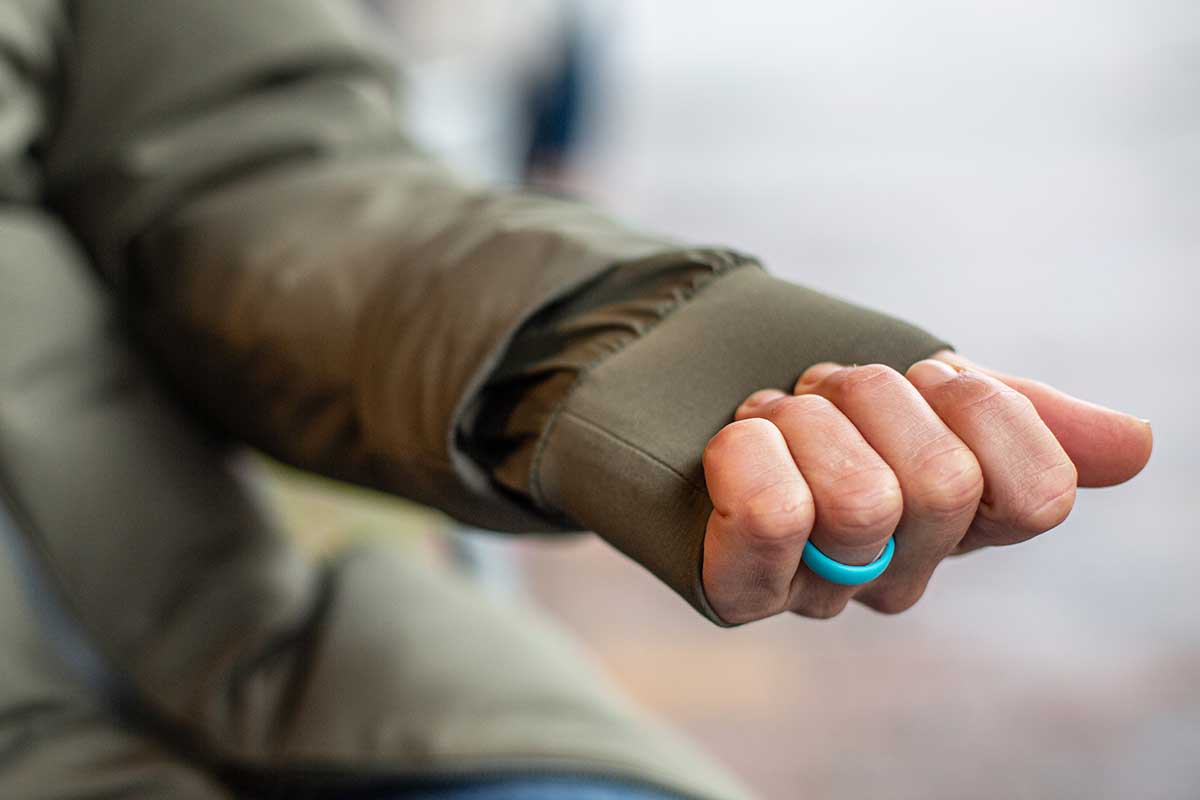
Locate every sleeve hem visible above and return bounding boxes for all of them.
[527,252,760,513]
[532,264,951,623]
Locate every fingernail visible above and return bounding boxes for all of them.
[906,358,959,390]
[737,389,785,417]
[797,362,844,387]
[741,389,778,408]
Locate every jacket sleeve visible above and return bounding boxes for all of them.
[45,0,696,533]
[46,0,949,623]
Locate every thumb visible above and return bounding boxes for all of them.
[933,351,1152,488]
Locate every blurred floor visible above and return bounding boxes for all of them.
[499,3,1200,799]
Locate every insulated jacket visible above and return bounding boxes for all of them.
[0,2,948,798]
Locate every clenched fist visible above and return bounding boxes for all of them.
[701,351,1153,624]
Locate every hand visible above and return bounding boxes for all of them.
[701,350,1153,624]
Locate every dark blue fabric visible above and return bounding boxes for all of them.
[341,777,682,800]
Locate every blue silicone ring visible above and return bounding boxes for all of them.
[801,536,895,586]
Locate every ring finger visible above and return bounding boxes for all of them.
[792,363,984,613]
[736,392,903,618]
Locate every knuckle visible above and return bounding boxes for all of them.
[866,585,926,615]
[1013,461,1078,533]
[704,418,773,468]
[766,393,835,424]
[906,440,984,516]
[706,417,774,453]
[738,480,815,547]
[822,469,904,540]
[794,595,851,620]
[951,377,1032,426]
[833,364,904,399]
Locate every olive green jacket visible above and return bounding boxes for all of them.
[0,2,947,797]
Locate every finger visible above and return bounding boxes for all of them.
[750,394,903,565]
[932,350,1152,487]
[795,361,844,390]
[907,359,1078,550]
[702,418,815,624]
[734,389,788,420]
[794,364,982,614]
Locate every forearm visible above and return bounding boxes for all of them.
[495,264,950,621]
[45,0,951,624]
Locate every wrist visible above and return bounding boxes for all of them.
[535,266,950,623]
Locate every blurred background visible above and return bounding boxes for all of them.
[288,2,1200,798]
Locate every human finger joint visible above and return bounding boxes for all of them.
[736,479,815,550]
[904,435,984,517]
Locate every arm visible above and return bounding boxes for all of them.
[48,0,1041,624]
[47,0,692,533]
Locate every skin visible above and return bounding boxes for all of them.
[701,350,1154,624]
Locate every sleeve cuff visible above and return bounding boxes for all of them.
[532,265,951,624]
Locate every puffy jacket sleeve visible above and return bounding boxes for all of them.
[45,0,949,622]
[44,0,691,529]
